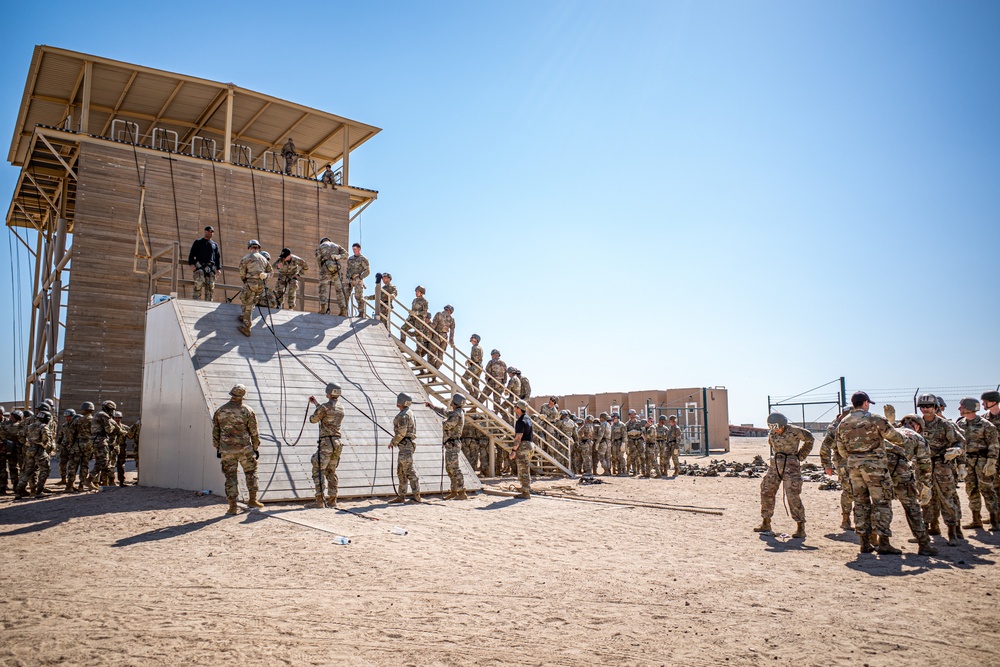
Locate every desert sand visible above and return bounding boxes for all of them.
[1,438,997,666]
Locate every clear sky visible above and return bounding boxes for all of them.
[1,1,997,424]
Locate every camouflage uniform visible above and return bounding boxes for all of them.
[112,417,127,486]
[390,406,420,497]
[238,250,272,332]
[15,420,53,497]
[212,398,261,502]
[91,409,124,488]
[402,294,429,346]
[371,280,398,325]
[761,424,814,523]
[0,421,19,493]
[557,414,577,475]
[309,397,345,501]
[56,418,73,483]
[274,254,309,310]
[315,241,349,316]
[539,403,559,423]
[281,139,297,175]
[346,252,370,317]
[655,421,671,477]
[461,411,482,473]
[503,375,521,423]
[642,422,660,477]
[578,420,595,475]
[819,415,854,519]
[428,310,455,369]
[484,357,508,411]
[462,342,484,400]
[625,416,644,476]
[987,410,1000,500]
[835,410,900,538]
[957,415,999,521]
[610,419,627,475]
[429,403,465,493]
[886,427,933,545]
[66,412,94,489]
[518,375,532,400]
[919,414,966,529]
[665,423,682,473]
[127,421,141,474]
[595,418,612,475]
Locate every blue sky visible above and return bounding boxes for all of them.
[1,1,998,424]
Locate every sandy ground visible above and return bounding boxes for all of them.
[1,438,998,666]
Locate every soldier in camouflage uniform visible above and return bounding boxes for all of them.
[388,392,422,503]
[641,417,659,478]
[273,248,309,310]
[820,408,855,529]
[91,401,125,490]
[315,237,349,316]
[625,410,645,476]
[112,411,129,486]
[557,410,577,475]
[511,401,533,498]
[462,334,484,402]
[503,368,522,423]
[956,397,999,531]
[916,393,966,543]
[515,370,531,400]
[56,409,75,485]
[14,408,54,499]
[484,349,508,414]
[983,391,1000,502]
[427,393,468,499]
[238,240,272,336]
[888,415,939,555]
[655,415,671,478]
[665,416,682,475]
[281,137,297,175]
[366,272,398,325]
[65,403,95,491]
[308,383,346,508]
[578,415,596,475]
[755,412,814,539]
[213,384,264,515]
[429,305,456,369]
[596,412,612,476]
[0,409,20,494]
[462,407,483,474]
[610,413,626,476]
[540,397,559,423]
[401,286,428,345]
[127,420,141,479]
[346,243,370,317]
[834,392,905,554]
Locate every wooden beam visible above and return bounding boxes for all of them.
[36,133,78,180]
[306,122,344,156]
[99,69,140,137]
[80,61,93,134]
[180,87,229,147]
[223,87,234,163]
[236,100,270,138]
[23,171,60,214]
[63,63,87,128]
[139,80,186,144]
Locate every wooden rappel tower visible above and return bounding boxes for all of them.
[5,45,380,413]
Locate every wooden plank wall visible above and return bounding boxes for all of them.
[62,140,351,414]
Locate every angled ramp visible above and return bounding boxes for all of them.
[139,298,480,501]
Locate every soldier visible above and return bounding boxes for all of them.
[610,412,626,476]
[665,416,683,476]
[428,305,455,369]
[462,334,484,401]
[516,370,531,401]
[426,393,468,500]
[642,417,660,478]
[127,419,141,479]
[187,226,221,301]
[956,397,999,531]
[212,384,264,515]
[273,248,309,310]
[0,408,19,494]
[56,409,76,485]
[595,412,612,476]
[820,407,855,530]
[510,400,534,498]
[916,392,966,543]
[237,240,271,336]
[889,415,939,555]
[315,237,349,316]
[578,415,596,475]
[65,403,94,491]
[388,392,422,503]
[834,392,905,554]
[308,383,346,509]
[625,410,644,476]
[484,349,508,413]
[344,243,371,317]
[320,163,337,188]
[983,390,1000,500]
[540,397,559,423]
[367,272,397,325]
[557,410,577,475]
[655,415,671,479]
[280,137,297,175]
[91,401,125,490]
[401,285,428,345]
[461,406,483,474]
[14,407,54,499]
[112,410,128,487]
[755,412,813,539]
[504,367,522,422]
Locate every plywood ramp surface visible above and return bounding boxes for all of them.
[140,298,480,501]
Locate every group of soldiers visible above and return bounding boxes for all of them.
[757,389,1000,557]
[0,399,140,499]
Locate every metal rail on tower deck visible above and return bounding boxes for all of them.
[375,286,573,477]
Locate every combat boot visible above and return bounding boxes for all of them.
[962,511,983,530]
[946,525,958,546]
[990,512,1000,532]
[840,511,853,531]
[246,492,264,509]
[791,522,806,539]
[326,495,337,509]
[928,520,941,536]
[312,494,326,509]
[443,490,457,500]
[876,536,902,555]
[226,500,240,515]
[412,492,423,503]
[387,495,406,504]
[753,518,772,533]
[859,535,875,553]
[456,489,468,501]
[955,524,964,539]
[517,490,531,499]
[917,538,939,556]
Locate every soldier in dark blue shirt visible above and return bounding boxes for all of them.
[187,226,222,301]
[512,401,533,498]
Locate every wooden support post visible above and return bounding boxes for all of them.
[45,215,69,400]
[223,87,234,163]
[80,61,93,134]
[342,125,349,186]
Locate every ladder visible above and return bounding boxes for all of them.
[375,286,573,477]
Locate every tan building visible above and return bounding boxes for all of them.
[531,387,729,453]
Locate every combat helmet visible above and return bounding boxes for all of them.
[102,400,117,412]
[63,409,76,417]
[452,393,466,407]
[766,413,788,429]
[230,384,247,398]
[959,397,980,413]
[325,383,342,398]
[982,391,1000,404]
[916,393,938,408]
[397,392,412,408]
[248,239,260,249]
[80,402,95,412]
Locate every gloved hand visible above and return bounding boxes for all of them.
[254,449,260,460]
[943,447,962,462]
[258,272,268,280]
[883,404,896,423]
[985,459,997,478]
[957,464,967,481]
[917,484,933,507]
[216,450,222,459]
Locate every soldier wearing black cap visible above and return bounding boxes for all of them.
[982,391,1000,431]
[188,226,221,301]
